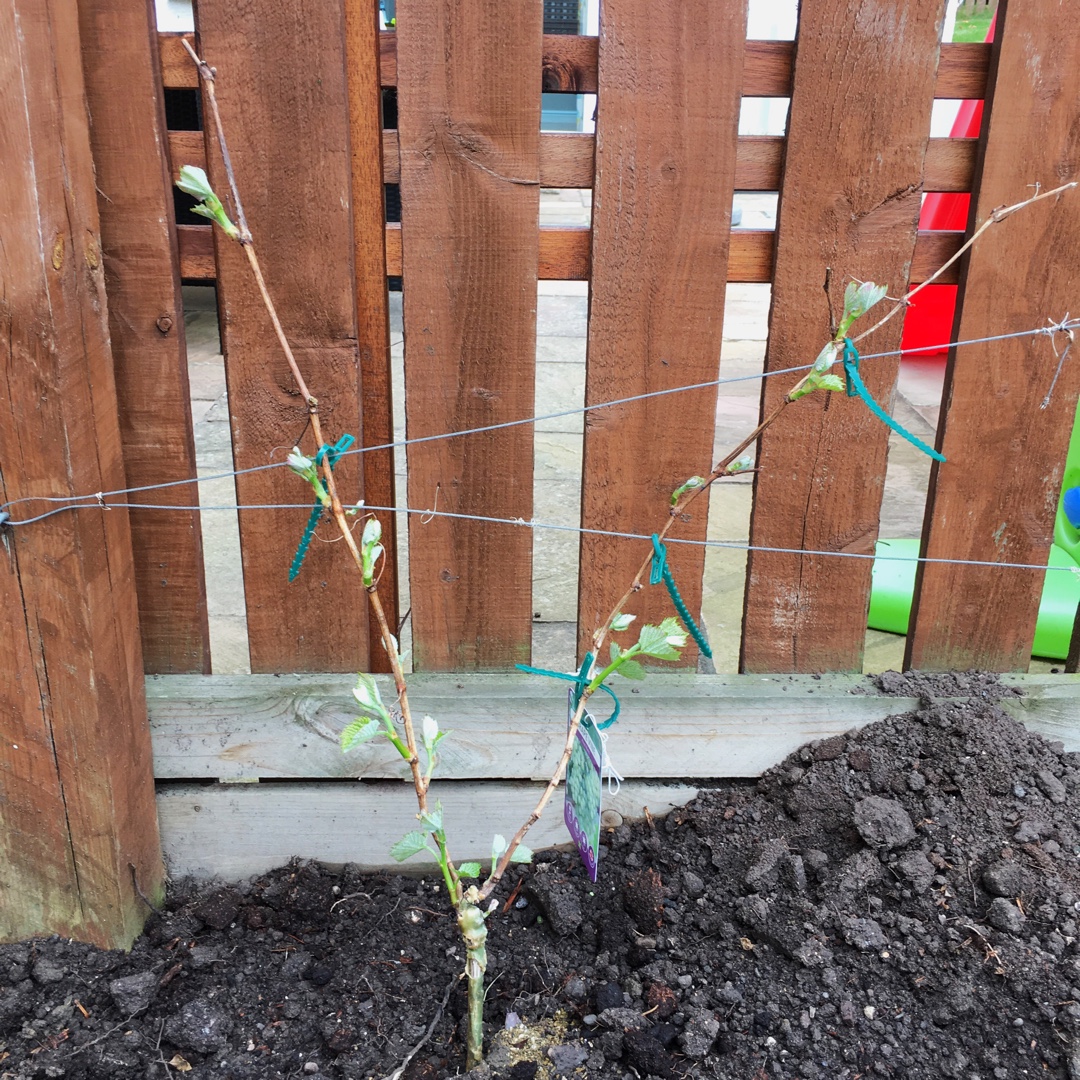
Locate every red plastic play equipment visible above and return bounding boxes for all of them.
[899,14,995,359]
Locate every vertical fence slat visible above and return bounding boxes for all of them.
[0,0,163,947]
[195,0,369,673]
[344,0,398,674]
[740,0,943,673]
[397,1,541,670]
[906,0,1080,672]
[576,0,746,661]
[80,0,210,675]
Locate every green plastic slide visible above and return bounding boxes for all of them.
[868,400,1080,660]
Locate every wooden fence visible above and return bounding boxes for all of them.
[2,0,1079,945]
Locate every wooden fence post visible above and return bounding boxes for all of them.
[0,0,164,948]
[906,0,1080,671]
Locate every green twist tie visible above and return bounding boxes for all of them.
[515,652,621,729]
[289,434,356,582]
[842,339,945,462]
[650,534,713,659]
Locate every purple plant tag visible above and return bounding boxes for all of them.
[564,688,604,882]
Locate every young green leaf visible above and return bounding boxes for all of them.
[728,454,754,473]
[616,658,646,680]
[175,166,239,240]
[812,341,841,373]
[637,616,688,661]
[670,475,706,506]
[360,517,384,587]
[816,373,845,393]
[509,844,533,865]
[391,831,434,862]
[340,717,381,752]
[352,672,388,719]
[610,612,635,633]
[609,641,621,663]
[419,802,443,834]
[422,715,439,749]
[838,280,888,336]
[458,862,482,879]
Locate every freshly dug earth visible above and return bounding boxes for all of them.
[5,672,1080,1079]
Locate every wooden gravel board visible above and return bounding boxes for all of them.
[741,0,943,674]
[81,0,210,674]
[145,673,1080,782]
[156,781,698,879]
[578,0,746,664]
[906,0,1080,672]
[396,0,541,670]
[194,0,369,673]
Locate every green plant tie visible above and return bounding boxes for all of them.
[842,339,946,462]
[649,534,713,659]
[515,652,621,729]
[288,434,356,581]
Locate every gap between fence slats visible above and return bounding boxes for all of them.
[741,0,945,674]
[195,0,369,673]
[907,0,1080,672]
[578,0,746,663]
[343,0,399,672]
[161,33,989,101]
[82,0,210,675]
[396,0,541,670]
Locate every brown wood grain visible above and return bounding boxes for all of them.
[907,0,1080,672]
[344,0,398,672]
[396,0,541,670]
[194,0,369,673]
[81,0,210,675]
[577,0,746,663]
[196,129,974,196]
[0,0,162,947]
[741,0,944,674]
[182,222,964,287]
[158,30,196,87]
[160,32,989,101]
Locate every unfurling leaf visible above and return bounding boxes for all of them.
[360,517,384,587]
[419,801,443,834]
[610,612,635,633]
[838,280,888,336]
[609,641,621,663]
[491,834,508,862]
[812,341,841,373]
[175,166,239,240]
[637,616,688,661]
[615,658,646,681]
[422,715,439,748]
[352,672,389,720]
[391,831,433,862]
[816,373,845,393]
[728,454,754,473]
[458,862,482,878]
[670,475,706,506]
[509,844,533,864]
[340,717,381,752]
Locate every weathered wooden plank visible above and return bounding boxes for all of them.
[160,32,989,100]
[81,0,210,674]
[742,0,943,674]
[907,1,1080,672]
[181,222,965,287]
[578,0,746,663]
[146,671,1080,782]
[157,780,695,879]
[396,0,541,670]
[0,0,163,947]
[195,0,369,673]
[344,0,398,672]
[158,30,195,88]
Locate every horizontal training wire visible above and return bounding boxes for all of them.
[5,497,1079,577]
[1,318,1075,519]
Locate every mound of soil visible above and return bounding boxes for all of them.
[4,672,1080,1079]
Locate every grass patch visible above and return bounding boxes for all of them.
[951,6,995,43]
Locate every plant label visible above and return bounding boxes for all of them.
[564,688,604,882]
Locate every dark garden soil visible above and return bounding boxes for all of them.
[6,671,1080,1080]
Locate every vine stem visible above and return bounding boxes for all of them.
[182,41,447,876]
[481,178,1080,893]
